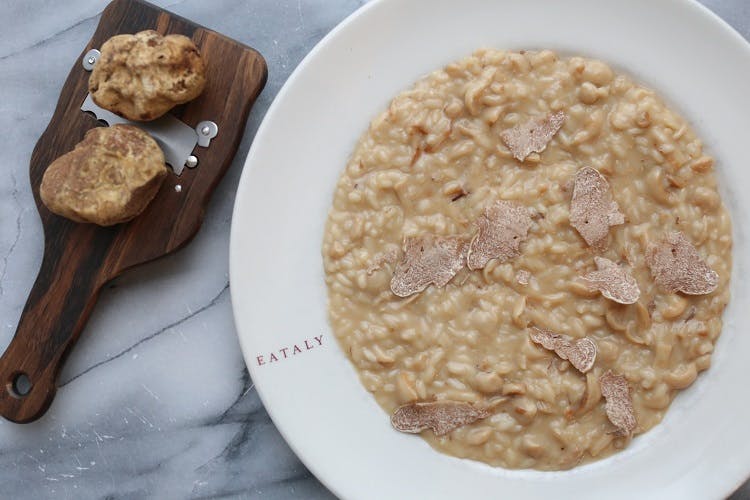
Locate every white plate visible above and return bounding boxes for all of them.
[230,0,750,498]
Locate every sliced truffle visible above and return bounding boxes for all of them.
[528,327,597,373]
[390,235,467,297]
[646,231,719,295]
[599,371,637,437]
[569,166,625,251]
[467,201,532,270]
[366,246,399,275]
[580,257,640,304]
[500,110,566,161]
[391,401,490,436]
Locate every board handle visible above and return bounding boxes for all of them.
[0,240,104,423]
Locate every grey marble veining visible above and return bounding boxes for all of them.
[0,1,748,499]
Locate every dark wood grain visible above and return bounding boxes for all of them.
[0,0,267,423]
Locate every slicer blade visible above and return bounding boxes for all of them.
[81,94,198,175]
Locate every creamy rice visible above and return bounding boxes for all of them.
[322,49,732,470]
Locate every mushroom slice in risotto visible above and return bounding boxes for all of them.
[528,327,597,373]
[391,401,490,436]
[646,231,719,295]
[569,166,625,251]
[580,256,641,304]
[599,370,637,437]
[467,200,532,270]
[390,235,467,297]
[500,110,566,161]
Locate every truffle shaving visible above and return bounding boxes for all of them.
[646,231,719,295]
[391,401,490,436]
[599,371,637,437]
[569,167,625,251]
[581,257,641,304]
[500,111,566,161]
[528,327,597,373]
[390,235,467,297]
[467,201,532,270]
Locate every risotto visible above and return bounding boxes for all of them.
[321,49,732,470]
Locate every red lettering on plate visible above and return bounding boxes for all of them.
[255,335,327,367]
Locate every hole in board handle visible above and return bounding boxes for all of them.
[7,372,32,398]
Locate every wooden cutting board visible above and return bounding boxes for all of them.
[0,0,267,423]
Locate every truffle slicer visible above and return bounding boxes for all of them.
[0,0,267,423]
[80,47,218,175]
[81,94,217,175]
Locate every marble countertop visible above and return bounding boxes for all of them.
[0,0,748,498]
